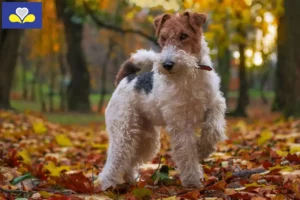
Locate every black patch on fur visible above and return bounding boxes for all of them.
[127,74,136,83]
[134,72,154,94]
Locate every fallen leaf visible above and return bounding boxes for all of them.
[33,121,47,134]
[132,188,153,200]
[55,134,73,147]
[257,130,273,146]
[290,144,300,154]
[43,161,70,177]
[17,149,31,164]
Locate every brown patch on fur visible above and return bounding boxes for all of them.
[154,13,171,36]
[114,12,207,86]
[115,59,140,86]
[154,12,207,54]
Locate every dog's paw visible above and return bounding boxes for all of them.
[98,173,120,191]
[198,145,216,160]
[180,169,204,188]
[181,178,203,188]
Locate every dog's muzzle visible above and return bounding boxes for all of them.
[163,61,174,71]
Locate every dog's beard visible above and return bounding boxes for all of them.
[155,46,199,76]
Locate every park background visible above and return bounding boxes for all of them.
[1,0,299,122]
[0,0,300,199]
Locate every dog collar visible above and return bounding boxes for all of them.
[197,64,213,71]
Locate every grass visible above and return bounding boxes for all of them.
[228,89,274,100]
[11,95,108,125]
[46,113,104,125]
[11,89,274,125]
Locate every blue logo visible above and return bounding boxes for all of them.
[2,2,42,29]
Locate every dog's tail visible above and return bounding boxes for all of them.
[115,49,157,86]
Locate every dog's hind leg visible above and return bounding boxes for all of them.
[134,125,160,164]
[124,124,160,182]
[99,117,142,190]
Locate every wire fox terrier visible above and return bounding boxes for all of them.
[99,12,227,190]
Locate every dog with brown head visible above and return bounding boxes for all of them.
[115,12,208,85]
[155,12,206,55]
[153,12,208,75]
[100,12,227,191]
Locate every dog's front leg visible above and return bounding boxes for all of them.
[168,127,203,187]
[198,93,227,160]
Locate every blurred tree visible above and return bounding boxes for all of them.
[20,38,30,100]
[273,14,286,112]
[274,0,300,117]
[84,1,158,46]
[186,0,279,116]
[55,0,91,112]
[98,38,116,112]
[0,0,25,109]
[234,11,249,117]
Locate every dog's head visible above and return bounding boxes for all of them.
[154,12,207,75]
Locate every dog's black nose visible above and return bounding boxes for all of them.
[163,61,174,71]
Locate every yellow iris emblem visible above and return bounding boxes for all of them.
[9,7,35,24]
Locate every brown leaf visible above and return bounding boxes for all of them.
[178,190,200,200]
[58,172,95,193]
[206,180,226,191]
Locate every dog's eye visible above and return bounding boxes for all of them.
[180,34,188,40]
[161,36,167,41]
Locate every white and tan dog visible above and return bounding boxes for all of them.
[99,12,227,190]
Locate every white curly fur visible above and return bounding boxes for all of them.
[99,36,227,190]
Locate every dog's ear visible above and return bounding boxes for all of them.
[184,12,206,32]
[154,13,171,36]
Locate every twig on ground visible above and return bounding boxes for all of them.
[232,167,267,177]
[0,187,31,195]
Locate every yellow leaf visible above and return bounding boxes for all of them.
[55,134,73,147]
[39,191,50,198]
[91,143,108,149]
[235,120,247,134]
[43,162,70,177]
[17,149,31,164]
[33,122,47,134]
[290,145,300,154]
[245,182,275,189]
[257,130,273,146]
[276,150,288,157]
[269,165,293,172]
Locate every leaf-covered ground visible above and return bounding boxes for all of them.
[0,110,300,200]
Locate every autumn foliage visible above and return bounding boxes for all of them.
[0,110,299,199]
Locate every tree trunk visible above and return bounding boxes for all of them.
[0,2,24,109]
[273,14,287,111]
[233,11,249,117]
[48,63,55,112]
[234,42,249,117]
[38,80,46,112]
[20,46,29,100]
[59,53,67,111]
[98,40,114,113]
[0,0,25,109]
[30,60,41,101]
[55,0,91,112]
[217,48,231,99]
[274,0,300,117]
